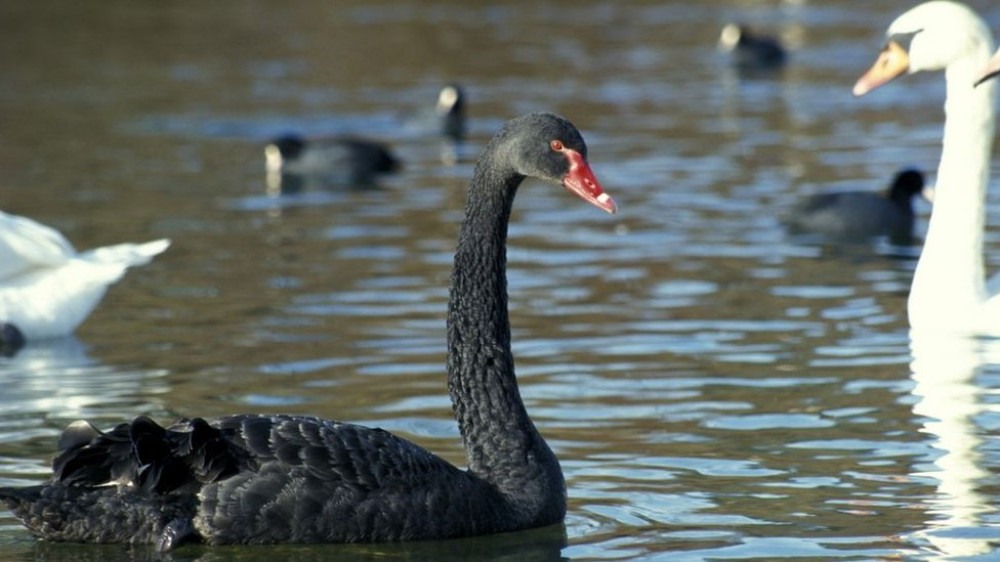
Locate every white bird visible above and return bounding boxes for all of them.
[853,1,998,336]
[0,210,169,342]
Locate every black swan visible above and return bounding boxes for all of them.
[783,168,925,246]
[0,112,617,551]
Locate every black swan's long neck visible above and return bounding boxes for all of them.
[446,155,564,505]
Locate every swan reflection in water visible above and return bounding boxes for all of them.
[0,336,170,447]
[7,518,567,562]
[906,332,1000,558]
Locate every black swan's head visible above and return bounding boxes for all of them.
[488,113,617,214]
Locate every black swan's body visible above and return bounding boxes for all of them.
[0,113,616,551]
[784,168,925,245]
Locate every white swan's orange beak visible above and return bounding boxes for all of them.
[561,149,617,214]
[853,40,910,96]
[975,49,1000,87]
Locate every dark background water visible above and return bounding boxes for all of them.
[2,1,1000,560]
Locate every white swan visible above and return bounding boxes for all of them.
[0,210,170,341]
[853,1,998,336]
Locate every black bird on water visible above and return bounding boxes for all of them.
[0,113,617,551]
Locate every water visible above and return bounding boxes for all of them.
[2,0,1000,560]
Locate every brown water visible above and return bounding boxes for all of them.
[2,1,1000,560]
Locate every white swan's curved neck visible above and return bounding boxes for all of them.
[909,55,996,334]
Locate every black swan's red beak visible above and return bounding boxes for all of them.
[561,149,617,214]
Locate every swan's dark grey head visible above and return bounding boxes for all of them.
[491,113,616,214]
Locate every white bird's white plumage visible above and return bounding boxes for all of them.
[0,210,169,340]
[868,2,998,336]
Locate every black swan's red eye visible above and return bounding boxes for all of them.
[550,140,564,151]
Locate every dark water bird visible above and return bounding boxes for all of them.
[264,134,400,191]
[403,83,467,142]
[0,322,25,357]
[0,113,617,551]
[784,168,926,246]
[435,83,466,142]
[718,23,787,70]
[407,84,469,170]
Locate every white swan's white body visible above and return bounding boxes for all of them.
[0,211,169,340]
[855,1,998,336]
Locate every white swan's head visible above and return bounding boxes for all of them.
[854,1,994,96]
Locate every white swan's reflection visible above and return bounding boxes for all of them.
[907,331,1000,557]
[0,336,169,427]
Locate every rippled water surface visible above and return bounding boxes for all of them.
[3,1,1000,560]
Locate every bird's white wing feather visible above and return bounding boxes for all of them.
[0,211,78,280]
